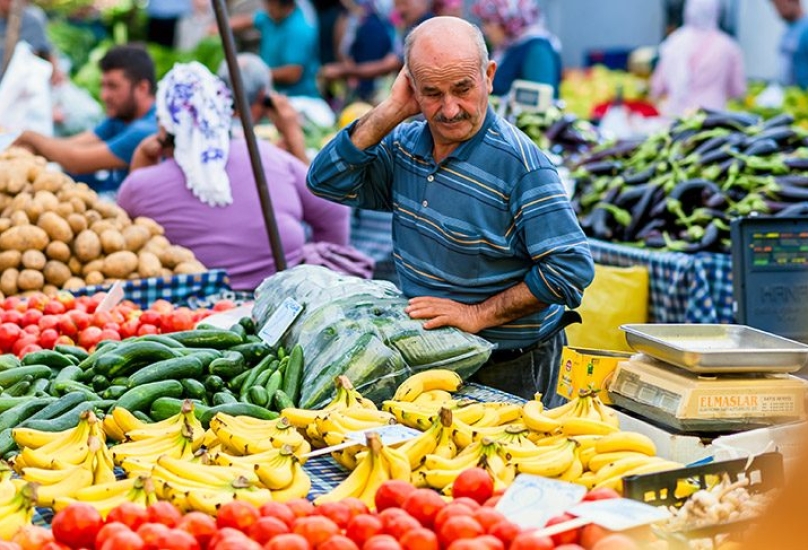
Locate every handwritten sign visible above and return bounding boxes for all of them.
[567,498,671,531]
[258,297,304,347]
[495,475,587,529]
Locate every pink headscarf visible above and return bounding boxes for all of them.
[471,0,541,42]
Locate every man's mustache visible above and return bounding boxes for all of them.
[435,112,470,123]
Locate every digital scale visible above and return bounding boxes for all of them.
[731,216,808,344]
[495,79,554,119]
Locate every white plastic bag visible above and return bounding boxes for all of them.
[0,41,53,135]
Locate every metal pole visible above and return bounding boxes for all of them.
[1,0,23,78]
[211,0,287,271]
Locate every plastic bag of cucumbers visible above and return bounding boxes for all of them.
[253,266,493,408]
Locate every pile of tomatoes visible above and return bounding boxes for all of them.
[1,469,642,550]
[0,292,237,357]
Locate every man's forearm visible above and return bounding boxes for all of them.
[473,282,548,331]
[350,102,408,150]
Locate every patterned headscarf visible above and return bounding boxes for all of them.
[156,62,234,207]
[471,0,541,41]
[684,0,721,30]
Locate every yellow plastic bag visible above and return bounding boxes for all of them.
[566,264,649,352]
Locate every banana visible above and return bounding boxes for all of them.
[590,396,620,428]
[592,460,683,494]
[73,478,138,502]
[152,467,222,494]
[357,448,392,509]
[560,417,620,437]
[513,440,577,478]
[594,455,663,485]
[575,471,598,490]
[421,450,479,471]
[157,455,258,486]
[184,484,273,516]
[281,407,325,430]
[316,409,395,435]
[112,429,194,465]
[395,419,442,469]
[119,458,154,477]
[315,432,384,506]
[577,446,598,470]
[35,465,95,507]
[392,369,463,402]
[588,451,653,473]
[381,400,441,430]
[111,407,149,433]
[379,444,411,482]
[556,456,584,482]
[270,461,311,503]
[542,396,580,420]
[0,505,34,541]
[92,444,118,486]
[254,446,299,490]
[12,426,70,449]
[521,400,563,434]
[594,431,657,456]
[418,389,455,404]
[469,407,502,428]
[213,415,306,449]
[483,402,523,425]
[102,414,127,442]
[500,436,571,460]
[415,467,461,492]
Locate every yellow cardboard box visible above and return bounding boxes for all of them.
[556,346,632,403]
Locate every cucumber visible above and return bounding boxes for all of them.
[22,400,112,432]
[244,334,263,344]
[230,342,273,365]
[277,346,287,360]
[102,385,129,400]
[133,410,153,423]
[49,379,100,400]
[18,391,89,426]
[199,402,279,427]
[110,376,130,386]
[21,349,74,369]
[0,396,32,413]
[251,368,273,391]
[203,375,226,393]
[149,397,209,422]
[54,345,90,362]
[27,377,51,396]
[126,355,205,388]
[91,374,111,393]
[3,377,32,397]
[227,368,252,391]
[165,329,244,349]
[280,344,304,407]
[180,378,208,402]
[263,369,283,400]
[238,316,256,335]
[134,334,187,348]
[208,351,246,379]
[187,349,222,369]
[247,386,269,407]
[0,428,14,458]
[237,355,275,401]
[0,397,55,431]
[0,354,20,371]
[0,365,52,388]
[212,392,238,405]
[53,365,83,384]
[77,341,121,371]
[115,380,184,413]
[272,389,295,411]
[94,341,183,378]
[227,323,247,342]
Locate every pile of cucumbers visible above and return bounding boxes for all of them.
[0,317,305,457]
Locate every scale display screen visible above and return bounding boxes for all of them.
[731,217,808,344]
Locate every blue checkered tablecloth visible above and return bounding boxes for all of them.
[587,239,735,324]
[68,270,234,309]
[31,383,521,526]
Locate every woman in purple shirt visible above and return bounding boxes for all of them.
[117,62,352,291]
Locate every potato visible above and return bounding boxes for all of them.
[98,229,125,255]
[42,284,59,296]
[21,250,46,271]
[94,200,121,219]
[67,256,82,276]
[122,225,150,252]
[33,190,59,212]
[84,270,104,285]
[37,211,74,243]
[101,250,138,279]
[62,277,86,290]
[0,225,49,251]
[160,268,174,278]
[142,235,170,254]
[84,210,102,225]
[31,171,64,193]
[134,216,164,236]
[22,201,43,224]
[45,241,71,263]
[89,220,116,236]
[0,250,21,271]
[0,268,17,296]
[43,260,71,287]
[158,245,195,269]
[66,213,87,234]
[173,260,207,274]
[137,251,162,278]
[17,269,44,291]
[73,229,102,262]
[81,259,104,276]
[0,218,12,233]
[9,211,29,227]
[5,166,29,194]
[0,196,11,213]
[54,203,74,218]
[68,197,86,214]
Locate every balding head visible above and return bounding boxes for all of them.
[404,17,489,82]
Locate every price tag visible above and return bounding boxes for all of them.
[302,424,421,458]
[258,297,304,347]
[566,498,671,532]
[495,475,587,529]
[96,280,125,313]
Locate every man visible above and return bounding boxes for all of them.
[13,45,157,195]
[0,0,52,67]
[772,0,808,88]
[307,17,594,405]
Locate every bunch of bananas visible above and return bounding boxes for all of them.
[212,444,311,503]
[0,473,36,541]
[391,368,464,402]
[315,432,410,509]
[208,413,311,456]
[52,475,159,517]
[521,390,621,437]
[111,403,205,466]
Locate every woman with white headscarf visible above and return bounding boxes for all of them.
[651,0,746,117]
[471,0,562,97]
[117,62,363,291]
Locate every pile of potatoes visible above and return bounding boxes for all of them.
[0,148,207,297]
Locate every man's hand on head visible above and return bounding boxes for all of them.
[405,296,484,333]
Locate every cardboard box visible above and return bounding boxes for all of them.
[556,347,632,404]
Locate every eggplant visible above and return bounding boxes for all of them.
[775,201,808,217]
[614,183,654,208]
[635,219,666,240]
[544,114,576,142]
[671,127,699,144]
[705,190,729,209]
[581,160,624,177]
[622,164,658,185]
[747,127,798,146]
[625,183,664,241]
[668,178,722,205]
[762,112,795,129]
[783,157,808,170]
[692,133,733,158]
[701,111,760,130]
[742,138,779,157]
[575,140,643,166]
[774,183,808,201]
[774,174,808,187]
[682,221,722,253]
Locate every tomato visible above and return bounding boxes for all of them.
[216,500,260,532]
[591,534,639,550]
[472,507,505,532]
[481,495,501,508]
[55,292,76,310]
[0,309,23,326]
[15,341,41,357]
[554,545,587,550]
[78,326,104,350]
[177,511,218,548]
[39,328,59,349]
[374,480,416,512]
[318,534,360,550]
[26,294,48,311]
[445,539,488,550]
[38,314,60,332]
[579,524,613,549]
[145,501,183,528]
[119,318,141,339]
[285,498,315,518]
[437,515,484,548]
[0,322,21,353]
[452,468,494,505]
[213,299,236,312]
[137,323,159,336]
[399,527,439,550]
[247,516,289,545]
[262,533,312,550]
[95,523,132,548]
[314,501,353,529]
[582,488,621,502]
[137,522,171,549]
[545,513,580,546]
[433,502,475,533]
[154,528,201,550]
[43,300,66,316]
[345,513,383,547]
[451,497,481,510]
[381,511,420,539]
[54,335,75,346]
[105,504,148,532]
[11,525,54,550]
[150,300,174,315]
[51,502,104,549]
[206,527,249,550]
[292,515,340,547]
[259,502,296,528]
[340,497,369,519]
[0,543,22,550]
[362,534,403,550]
[509,531,555,550]
[2,296,21,310]
[211,537,262,550]
[487,520,520,546]
[22,325,40,337]
[170,308,195,331]
[68,309,92,331]
[473,535,505,550]
[139,311,162,327]
[37,544,70,550]
[99,529,145,550]
[401,488,445,529]
[57,316,78,339]
[21,309,42,327]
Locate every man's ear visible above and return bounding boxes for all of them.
[486,60,497,94]
[135,79,153,98]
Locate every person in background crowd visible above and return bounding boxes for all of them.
[307,17,594,406]
[433,0,461,17]
[176,0,215,51]
[0,0,62,82]
[312,0,347,66]
[471,0,562,98]
[146,0,191,48]
[13,45,157,196]
[651,0,746,117]
[118,62,355,291]
[228,0,335,126]
[771,0,808,88]
[217,52,308,164]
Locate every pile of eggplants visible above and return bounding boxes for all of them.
[514,107,601,156]
[569,109,808,253]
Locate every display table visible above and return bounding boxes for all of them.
[587,239,735,324]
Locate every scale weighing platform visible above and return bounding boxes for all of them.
[731,216,808,345]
